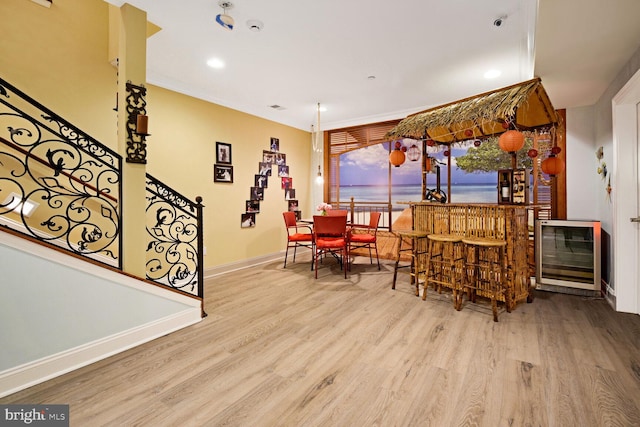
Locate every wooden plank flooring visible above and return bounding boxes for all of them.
[2,256,640,426]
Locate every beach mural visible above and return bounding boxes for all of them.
[338,140,519,209]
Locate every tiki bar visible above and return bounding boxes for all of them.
[383,78,562,320]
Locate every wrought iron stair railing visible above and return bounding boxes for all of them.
[145,174,204,299]
[0,77,122,268]
[0,76,205,307]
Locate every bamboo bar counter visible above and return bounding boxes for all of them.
[409,202,532,309]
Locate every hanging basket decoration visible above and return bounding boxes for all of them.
[389,141,406,167]
[498,130,525,153]
[541,155,565,176]
[406,144,421,161]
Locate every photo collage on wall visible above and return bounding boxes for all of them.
[242,137,301,228]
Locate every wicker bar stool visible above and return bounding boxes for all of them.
[392,230,429,296]
[460,237,512,322]
[423,233,464,305]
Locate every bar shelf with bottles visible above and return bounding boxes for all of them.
[498,168,529,204]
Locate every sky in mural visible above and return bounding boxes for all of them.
[339,141,496,186]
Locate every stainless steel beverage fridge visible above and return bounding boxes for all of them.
[535,219,601,295]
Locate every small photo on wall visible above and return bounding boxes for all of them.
[255,174,268,188]
[288,200,299,212]
[216,141,232,164]
[270,137,280,152]
[246,200,260,213]
[250,186,264,201]
[241,213,256,228]
[285,188,296,200]
[214,164,233,183]
[278,165,289,177]
[258,162,272,176]
[263,150,276,164]
[281,177,292,190]
[295,211,302,221]
[275,153,286,165]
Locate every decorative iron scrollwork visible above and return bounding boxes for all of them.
[145,174,204,297]
[125,81,147,164]
[0,77,122,268]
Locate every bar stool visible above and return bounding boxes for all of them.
[423,233,464,305]
[392,230,429,296]
[460,237,512,322]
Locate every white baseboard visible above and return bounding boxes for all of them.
[204,251,286,278]
[0,308,201,398]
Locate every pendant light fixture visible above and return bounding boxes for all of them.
[313,103,324,185]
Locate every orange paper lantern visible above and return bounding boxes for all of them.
[541,155,565,176]
[498,130,525,153]
[389,149,406,167]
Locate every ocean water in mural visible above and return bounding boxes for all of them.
[339,183,497,210]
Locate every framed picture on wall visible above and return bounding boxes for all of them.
[281,177,292,190]
[285,188,296,200]
[275,153,286,165]
[270,137,280,152]
[216,141,232,164]
[258,162,272,176]
[241,213,256,228]
[214,164,233,183]
[246,200,260,213]
[288,200,299,212]
[255,174,268,188]
[278,165,289,177]
[250,186,264,201]
[262,150,276,164]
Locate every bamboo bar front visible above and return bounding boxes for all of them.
[410,202,532,308]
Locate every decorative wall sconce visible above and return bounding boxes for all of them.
[125,81,148,164]
[135,114,149,136]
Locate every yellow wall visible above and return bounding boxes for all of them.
[0,0,312,269]
[146,86,311,266]
[0,0,117,148]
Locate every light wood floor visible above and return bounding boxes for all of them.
[3,256,640,426]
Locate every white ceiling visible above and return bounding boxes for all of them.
[104,0,640,131]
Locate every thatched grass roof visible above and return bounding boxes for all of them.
[385,78,558,143]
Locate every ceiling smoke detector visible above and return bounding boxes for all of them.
[216,1,234,31]
[246,20,264,32]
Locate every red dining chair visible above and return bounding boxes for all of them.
[348,211,381,270]
[283,211,314,269]
[327,209,348,216]
[313,215,349,279]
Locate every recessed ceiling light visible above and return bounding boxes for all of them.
[484,69,501,79]
[367,75,376,80]
[207,58,225,69]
